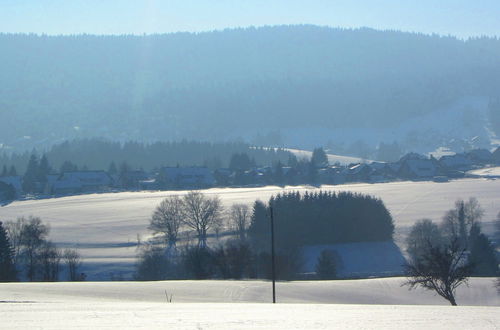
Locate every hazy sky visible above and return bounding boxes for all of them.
[1,0,499,38]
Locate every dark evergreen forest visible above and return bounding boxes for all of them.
[1,26,500,151]
[248,191,394,250]
[0,139,291,173]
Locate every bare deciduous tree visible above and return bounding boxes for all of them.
[135,244,173,281]
[441,198,484,247]
[5,218,25,265]
[149,196,183,249]
[403,238,473,306]
[405,218,444,262]
[63,248,81,281]
[39,241,61,281]
[13,216,49,281]
[229,204,250,241]
[182,191,223,247]
[495,211,500,242]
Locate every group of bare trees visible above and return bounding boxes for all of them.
[3,216,82,281]
[149,191,251,248]
[138,192,254,280]
[404,198,499,305]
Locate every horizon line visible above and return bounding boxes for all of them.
[1,24,499,41]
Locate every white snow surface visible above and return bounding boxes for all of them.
[1,278,499,329]
[468,167,500,177]
[285,148,373,165]
[0,179,499,278]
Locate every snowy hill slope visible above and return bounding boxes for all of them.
[1,278,498,329]
[0,277,498,305]
[285,148,373,165]
[0,179,499,279]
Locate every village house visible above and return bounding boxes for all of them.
[318,166,346,185]
[466,148,493,165]
[157,167,215,188]
[493,147,500,164]
[397,153,438,179]
[50,171,113,194]
[346,163,372,182]
[439,153,473,171]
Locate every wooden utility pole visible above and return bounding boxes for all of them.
[270,206,276,303]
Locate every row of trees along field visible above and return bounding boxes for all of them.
[0,217,82,282]
[0,139,291,174]
[248,191,394,249]
[138,191,394,280]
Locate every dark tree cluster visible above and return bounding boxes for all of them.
[248,191,394,250]
[0,221,17,281]
[229,153,256,171]
[22,154,53,193]
[136,240,255,281]
[0,181,16,201]
[0,139,291,174]
[135,238,303,281]
[1,216,82,282]
[404,198,499,305]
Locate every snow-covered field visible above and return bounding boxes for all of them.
[285,148,374,164]
[469,166,500,177]
[1,278,499,329]
[0,178,499,279]
[4,301,499,329]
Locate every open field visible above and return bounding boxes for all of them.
[285,148,373,165]
[1,278,499,329]
[469,166,500,177]
[0,178,499,278]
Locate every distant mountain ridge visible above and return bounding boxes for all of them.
[1,25,499,151]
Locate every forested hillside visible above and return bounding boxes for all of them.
[0,139,291,173]
[1,25,499,151]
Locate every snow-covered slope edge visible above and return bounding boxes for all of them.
[1,278,498,330]
[1,277,497,306]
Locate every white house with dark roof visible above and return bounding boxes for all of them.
[346,163,372,182]
[466,148,492,164]
[399,158,437,179]
[50,171,112,194]
[493,147,500,164]
[439,153,473,171]
[158,167,215,187]
[51,176,82,194]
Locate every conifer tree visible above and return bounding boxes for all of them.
[311,147,328,168]
[0,221,17,282]
[468,224,498,276]
[315,249,337,280]
[8,165,17,176]
[60,161,78,173]
[22,154,39,193]
[38,155,51,182]
[108,161,118,175]
[273,161,284,185]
